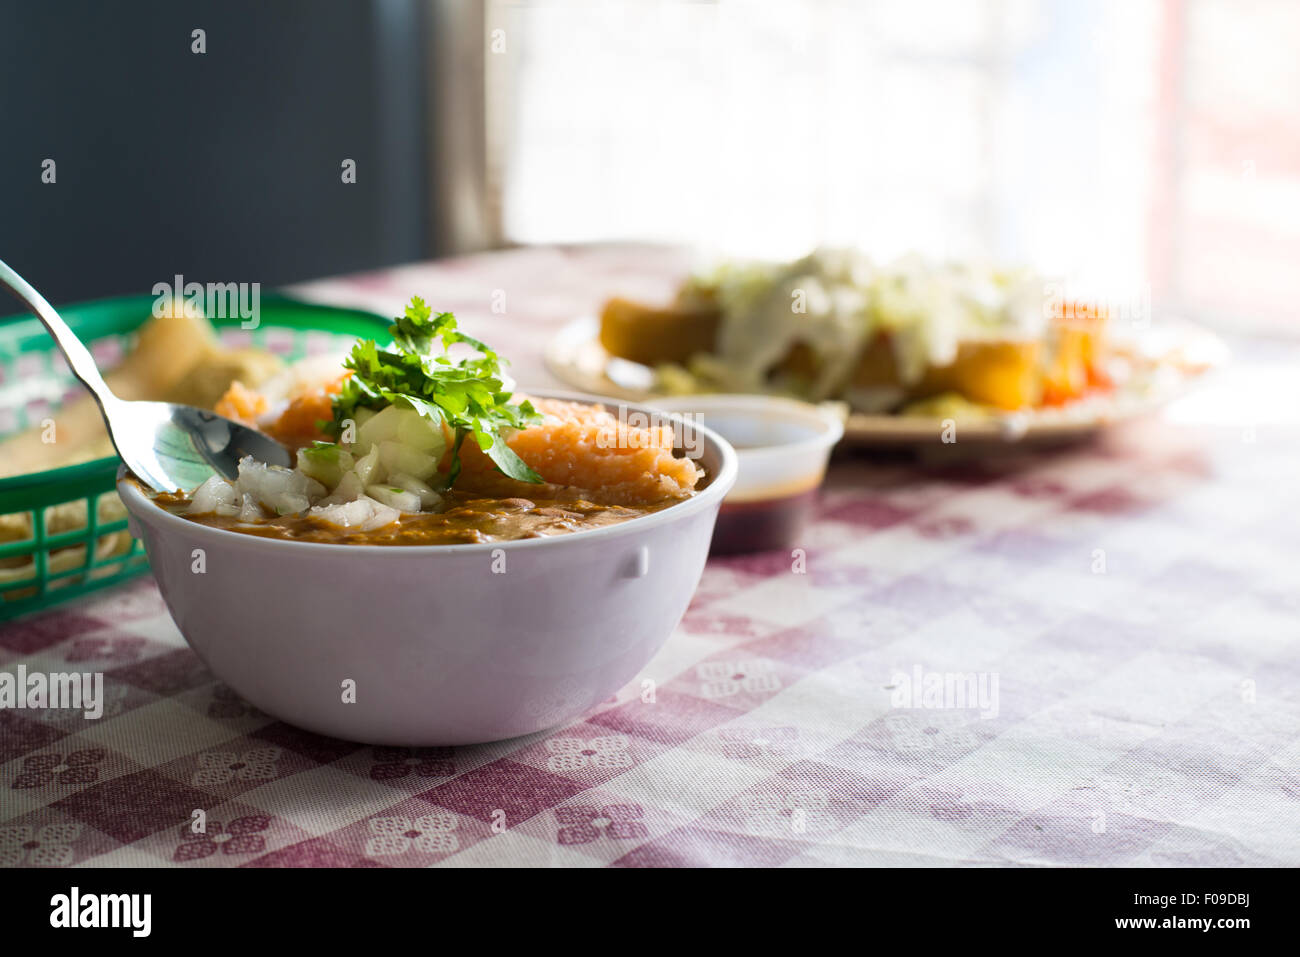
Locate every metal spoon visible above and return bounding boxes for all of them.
[0,257,292,492]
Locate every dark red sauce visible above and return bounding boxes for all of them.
[709,488,819,555]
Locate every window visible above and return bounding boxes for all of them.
[482,0,1300,334]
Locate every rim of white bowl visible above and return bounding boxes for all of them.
[649,394,845,464]
[116,390,738,555]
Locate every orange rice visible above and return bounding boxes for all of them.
[457,397,702,505]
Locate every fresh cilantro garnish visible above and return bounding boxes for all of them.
[328,296,543,486]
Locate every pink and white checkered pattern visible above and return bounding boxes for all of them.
[2,245,1298,867]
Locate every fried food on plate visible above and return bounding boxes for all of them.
[599,249,1114,416]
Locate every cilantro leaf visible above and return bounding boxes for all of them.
[480,432,542,482]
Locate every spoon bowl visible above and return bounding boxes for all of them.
[100,399,293,491]
[0,257,291,491]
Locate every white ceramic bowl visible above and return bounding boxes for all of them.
[649,394,843,553]
[118,393,736,745]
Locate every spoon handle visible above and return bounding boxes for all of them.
[0,257,119,413]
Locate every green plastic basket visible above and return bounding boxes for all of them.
[0,293,392,621]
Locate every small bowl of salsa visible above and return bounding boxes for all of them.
[651,394,844,554]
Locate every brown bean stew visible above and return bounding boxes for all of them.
[152,489,677,546]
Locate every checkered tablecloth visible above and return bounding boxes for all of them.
[3,245,1298,868]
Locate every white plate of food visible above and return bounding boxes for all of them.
[546,250,1229,445]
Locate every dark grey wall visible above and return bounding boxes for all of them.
[0,0,431,306]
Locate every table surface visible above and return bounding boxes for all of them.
[2,244,1298,868]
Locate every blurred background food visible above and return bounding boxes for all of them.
[596,252,1116,415]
